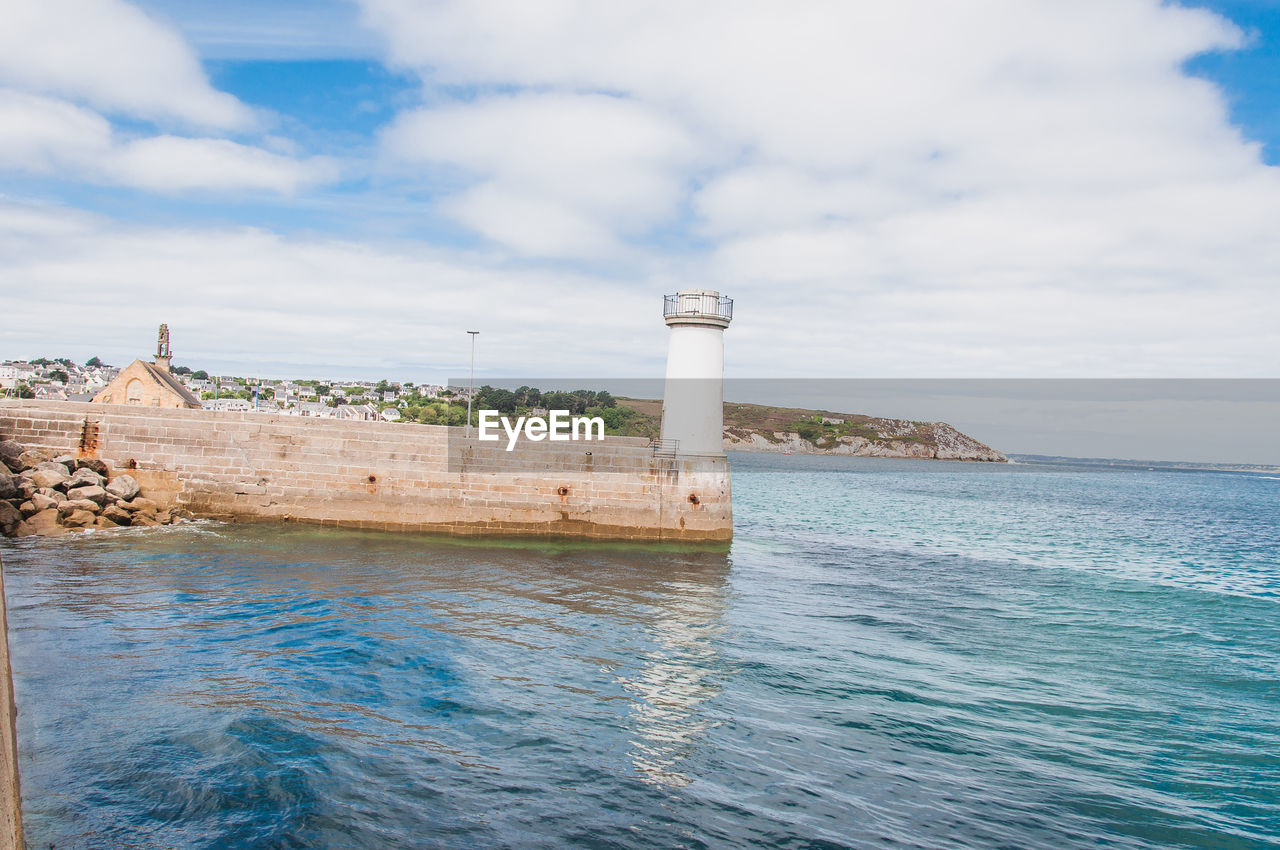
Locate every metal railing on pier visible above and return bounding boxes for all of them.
[650,438,679,457]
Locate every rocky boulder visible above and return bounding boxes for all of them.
[0,440,24,472]
[30,492,59,513]
[25,464,70,490]
[61,509,97,528]
[57,499,102,517]
[66,484,109,505]
[13,509,66,538]
[120,497,158,514]
[101,505,133,526]
[66,467,104,490]
[75,458,111,478]
[35,488,66,505]
[24,469,64,491]
[15,450,49,471]
[106,474,141,502]
[0,501,22,536]
[0,475,20,501]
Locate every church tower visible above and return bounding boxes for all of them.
[154,323,172,373]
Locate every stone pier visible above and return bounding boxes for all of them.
[0,400,732,543]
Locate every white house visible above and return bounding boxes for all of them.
[336,403,378,421]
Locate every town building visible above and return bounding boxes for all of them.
[92,325,202,409]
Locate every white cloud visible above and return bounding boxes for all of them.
[2,1,1278,380]
[0,198,1276,381]
[382,92,697,256]
[0,1,332,194]
[0,0,253,130]
[0,89,112,172]
[109,136,337,194]
[354,0,1280,375]
[0,200,662,379]
[0,89,335,194]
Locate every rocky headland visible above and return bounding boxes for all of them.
[614,399,1007,461]
[718,402,1005,461]
[0,438,188,538]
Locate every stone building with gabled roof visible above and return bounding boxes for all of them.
[92,324,202,409]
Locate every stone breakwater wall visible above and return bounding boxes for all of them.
[0,400,732,542]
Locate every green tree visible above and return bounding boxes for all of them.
[49,369,69,384]
[192,370,208,380]
[15,382,35,399]
[477,386,518,413]
[85,356,103,368]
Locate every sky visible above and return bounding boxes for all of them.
[2,0,1279,393]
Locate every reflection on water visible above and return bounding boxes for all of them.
[622,576,729,787]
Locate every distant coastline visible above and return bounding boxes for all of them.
[1009,454,1280,475]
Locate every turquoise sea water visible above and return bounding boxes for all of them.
[3,454,1279,848]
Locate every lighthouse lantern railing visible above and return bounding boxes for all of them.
[663,293,733,323]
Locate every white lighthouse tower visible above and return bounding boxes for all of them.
[661,289,733,456]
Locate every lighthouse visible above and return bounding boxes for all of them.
[661,289,733,456]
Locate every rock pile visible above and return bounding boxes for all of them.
[0,438,188,538]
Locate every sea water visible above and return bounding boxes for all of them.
[2,454,1278,848]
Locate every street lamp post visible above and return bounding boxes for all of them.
[466,330,479,436]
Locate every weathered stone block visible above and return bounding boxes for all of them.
[75,458,111,477]
[58,499,102,516]
[67,485,109,505]
[105,474,140,501]
[101,505,132,526]
[0,440,25,472]
[66,467,104,490]
[0,501,22,535]
[25,468,68,490]
[62,509,97,528]
[30,492,58,512]
[14,509,66,538]
[120,497,158,515]
[35,488,65,505]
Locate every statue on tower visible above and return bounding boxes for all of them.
[155,323,172,372]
